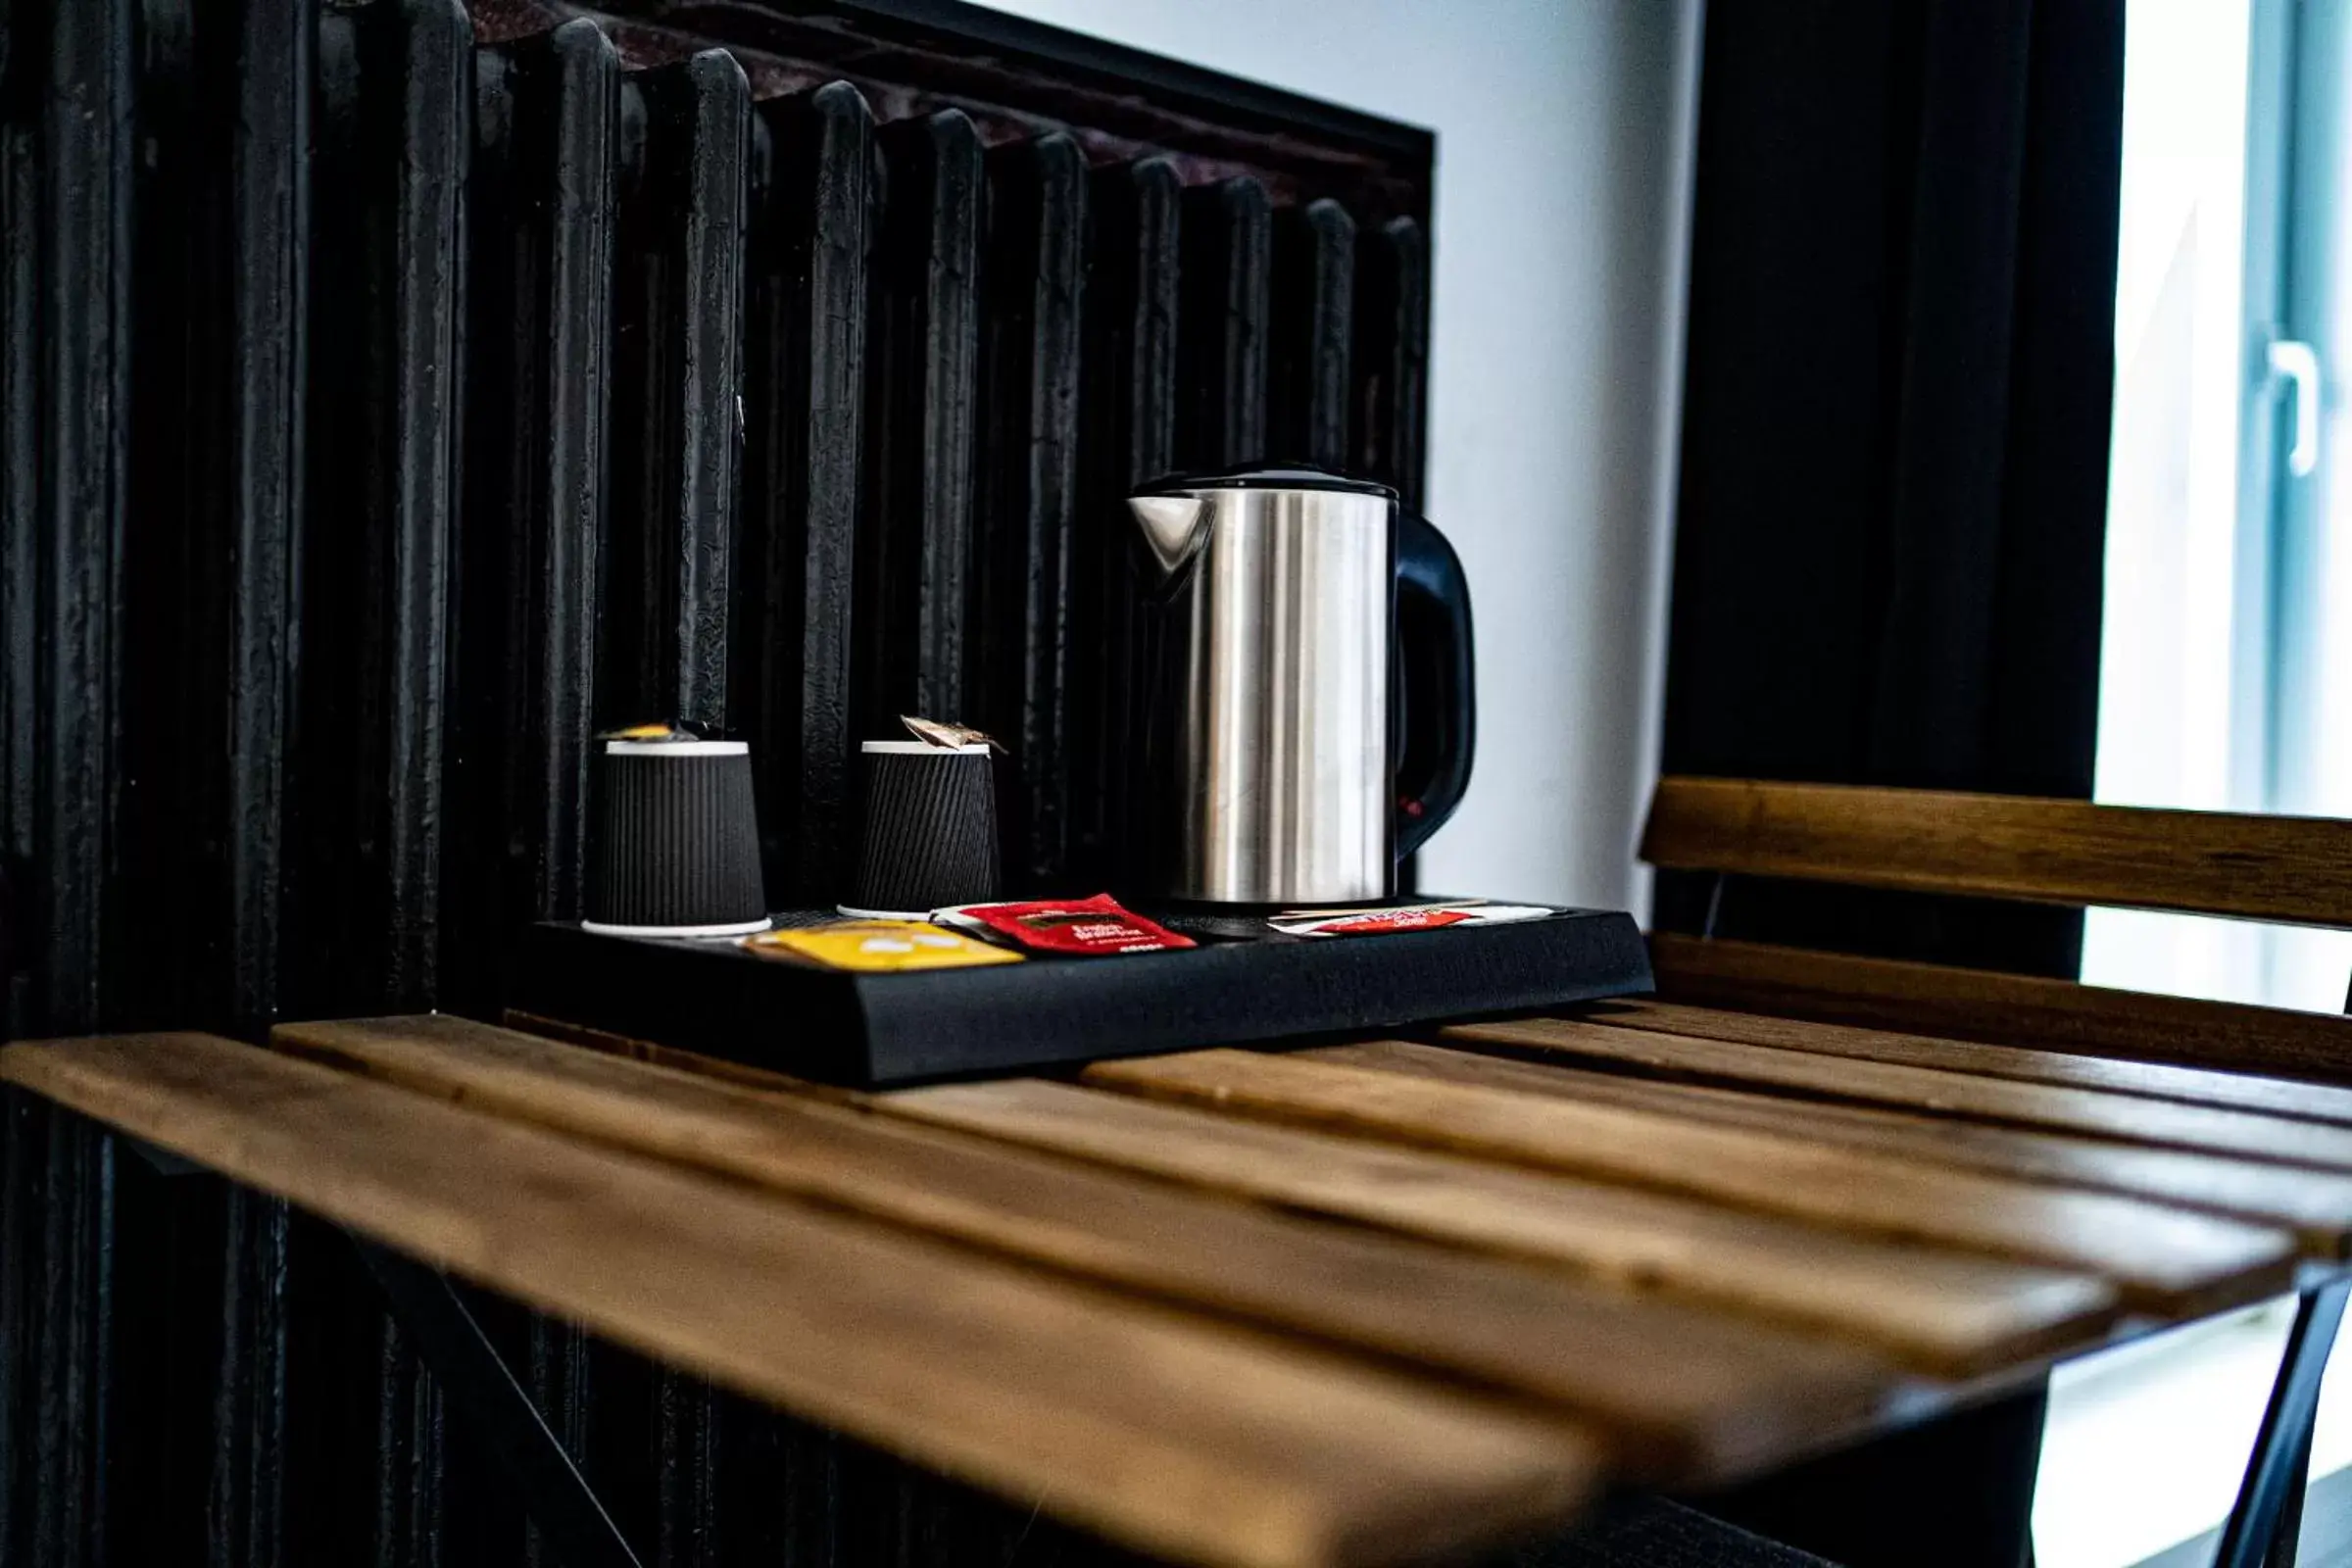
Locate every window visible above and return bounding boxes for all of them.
[2041,8,2352,1565]
[2085,0,2352,1013]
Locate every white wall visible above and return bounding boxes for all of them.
[978,0,1705,913]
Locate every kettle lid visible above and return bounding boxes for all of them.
[1133,462,1397,500]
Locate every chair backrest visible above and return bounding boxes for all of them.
[1641,776,2352,930]
[1638,776,2352,1078]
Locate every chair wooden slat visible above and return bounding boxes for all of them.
[1078,1050,2297,1316]
[879,1076,2117,1376]
[1316,1041,2352,1257]
[1642,776,2352,928]
[1648,932,2352,1086]
[1444,1017,2352,1172]
[1587,1000,2352,1127]
[0,1033,1597,1568]
[272,1015,1890,1476]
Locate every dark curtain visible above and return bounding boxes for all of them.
[1655,0,2126,980]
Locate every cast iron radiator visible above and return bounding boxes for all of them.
[0,1,1433,1561]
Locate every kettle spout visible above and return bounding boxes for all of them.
[1127,494,1207,575]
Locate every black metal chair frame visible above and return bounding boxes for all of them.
[2202,986,2352,1568]
[2216,1278,2348,1568]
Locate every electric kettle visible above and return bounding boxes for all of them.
[1125,465,1475,906]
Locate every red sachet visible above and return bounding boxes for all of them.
[1279,907,1477,935]
[1267,902,1559,938]
[937,894,1196,956]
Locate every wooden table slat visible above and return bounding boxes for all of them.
[273,1015,1893,1475]
[1444,1016,2352,1172]
[880,1076,2119,1375]
[0,1034,1596,1568]
[1587,1000,2352,1127]
[1315,1041,2352,1257]
[1077,1050,2298,1316]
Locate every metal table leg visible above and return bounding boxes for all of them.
[350,1235,643,1568]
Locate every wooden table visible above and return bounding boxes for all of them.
[4,996,2343,1568]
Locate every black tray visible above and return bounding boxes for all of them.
[510,906,1651,1088]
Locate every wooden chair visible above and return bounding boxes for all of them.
[1642,775,2352,1568]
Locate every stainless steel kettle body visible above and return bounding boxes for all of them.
[1126,466,1475,906]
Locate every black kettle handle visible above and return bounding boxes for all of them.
[1395,510,1475,860]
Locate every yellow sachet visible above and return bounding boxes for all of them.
[744,920,1023,972]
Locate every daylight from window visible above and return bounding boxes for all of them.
[2083,0,2352,1013]
[2045,6,2352,1565]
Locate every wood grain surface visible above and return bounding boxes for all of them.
[273,1015,1892,1474]
[1316,1041,2352,1256]
[1078,1050,2297,1315]
[1587,1000,2352,1126]
[881,1076,2117,1374]
[0,1033,1597,1568]
[1641,776,2352,927]
[1443,1017,2352,1172]
[1648,934,2352,1085]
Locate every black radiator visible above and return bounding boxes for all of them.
[0,1,1432,1561]
[4,0,1431,1041]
